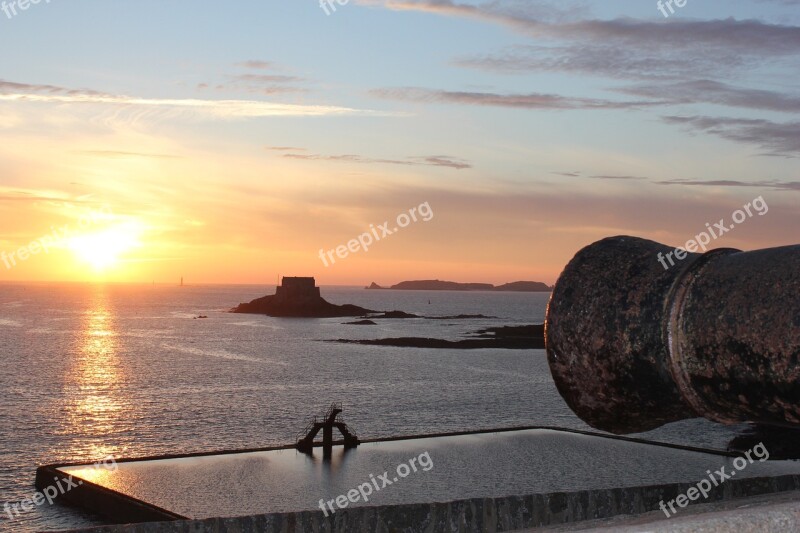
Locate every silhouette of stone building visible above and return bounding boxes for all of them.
[274,277,321,302]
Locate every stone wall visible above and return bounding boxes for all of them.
[64,473,800,532]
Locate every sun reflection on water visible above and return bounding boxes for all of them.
[60,287,129,460]
[59,459,119,487]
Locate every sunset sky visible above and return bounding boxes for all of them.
[0,0,798,285]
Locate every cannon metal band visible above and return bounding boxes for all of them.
[665,247,741,425]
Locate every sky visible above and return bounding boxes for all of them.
[0,0,798,285]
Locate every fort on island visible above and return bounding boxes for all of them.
[232,276,373,317]
[273,276,321,301]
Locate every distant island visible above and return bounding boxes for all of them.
[232,277,544,319]
[232,277,544,349]
[365,280,552,292]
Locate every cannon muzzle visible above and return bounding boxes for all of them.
[545,236,800,434]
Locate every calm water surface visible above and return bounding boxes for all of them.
[0,283,746,532]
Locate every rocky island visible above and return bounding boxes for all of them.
[331,324,545,349]
[232,277,374,317]
[366,280,551,292]
[231,277,543,349]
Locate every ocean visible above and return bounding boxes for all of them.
[0,283,746,532]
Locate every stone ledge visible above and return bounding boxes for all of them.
[60,474,800,532]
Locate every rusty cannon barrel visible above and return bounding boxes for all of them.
[545,235,800,435]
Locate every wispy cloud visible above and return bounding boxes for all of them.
[233,73,304,84]
[236,60,274,70]
[371,87,660,110]
[555,172,800,191]
[663,115,800,156]
[274,147,471,169]
[418,155,471,169]
[74,150,182,159]
[620,80,800,113]
[755,0,800,5]
[553,171,647,180]
[452,19,800,83]
[0,80,108,97]
[372,1,800,56]
[221,73,308,95]
[657,178,800,191]
[0,79,383,119]
[0,187,95,205]
[590,175,648,181]
[366,0,800,158]
[457,43,763,81]
[196,61,308,95]
[266,146,307,151]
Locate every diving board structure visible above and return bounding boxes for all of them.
[295,403,359,456]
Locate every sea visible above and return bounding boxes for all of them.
[0,283,753,532]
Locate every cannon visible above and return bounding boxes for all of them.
[545,236,800,434]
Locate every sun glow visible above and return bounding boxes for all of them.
[68,223,143,271]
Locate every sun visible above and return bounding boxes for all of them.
[68,223,142,271]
